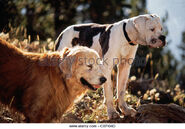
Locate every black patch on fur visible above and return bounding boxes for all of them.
[72,24,113,57]
[71,37,79,46]
[99,25,113,56]
[55,33,63,50]
[72,24,107,47]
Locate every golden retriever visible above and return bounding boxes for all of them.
[0,38,106,122]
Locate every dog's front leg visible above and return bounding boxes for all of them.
[117,63,136,117]
[103,69,120,119]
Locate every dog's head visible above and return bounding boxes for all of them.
[132,14,166,48]
[59,47,106,91]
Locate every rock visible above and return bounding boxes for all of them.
[94,104,185,123]
[136,104,185,123]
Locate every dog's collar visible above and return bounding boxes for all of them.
[123,22,136,46]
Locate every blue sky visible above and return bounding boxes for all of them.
[147,0,185,60]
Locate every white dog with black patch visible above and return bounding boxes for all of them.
[55,14,166,119]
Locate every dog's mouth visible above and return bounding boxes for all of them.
[149,39,166,48]
[151,38,157,44]
[149,43,165,48]
[149,36,166,48]
[80,77,101,91]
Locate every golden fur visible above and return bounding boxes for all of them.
[0,38,104,122]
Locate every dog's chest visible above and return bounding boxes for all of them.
[120,44,138,58]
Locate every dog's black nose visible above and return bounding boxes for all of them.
[159,35,166,42]
[100,76,107,84]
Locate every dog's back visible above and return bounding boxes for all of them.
[55,23,113,57]
[0,39,33,111]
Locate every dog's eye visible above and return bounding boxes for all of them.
[87,64,93,70]
[150,28,155,32]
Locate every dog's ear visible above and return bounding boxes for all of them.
[133,17,142,32]
[133,16,150,31]
[133,19,139,32]
[59,47,76,79]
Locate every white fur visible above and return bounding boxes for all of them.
[56,14,165,119]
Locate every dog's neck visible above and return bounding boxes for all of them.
[123,22,136,46]
[64,75,88,111]
[123,20,137,45]
[46,58,87,114]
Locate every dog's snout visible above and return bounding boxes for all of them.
[159,35,166,42]
[100,76,107,84]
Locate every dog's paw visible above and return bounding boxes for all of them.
[119,106,137,117]
[126,108,137,117]
[107,110,120,119]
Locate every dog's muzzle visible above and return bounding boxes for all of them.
[80,77,106,91]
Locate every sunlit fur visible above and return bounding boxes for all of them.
[0,38,105,122]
